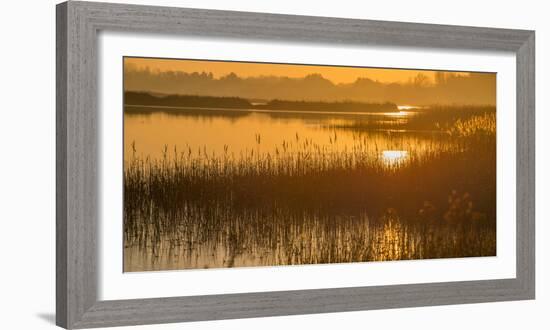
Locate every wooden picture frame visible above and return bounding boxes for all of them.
[56,1,535,328]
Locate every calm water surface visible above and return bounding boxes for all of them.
[124,106,454,167]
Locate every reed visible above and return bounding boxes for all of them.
[124,120,496,271]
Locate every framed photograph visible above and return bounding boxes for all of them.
[56,1,535,328]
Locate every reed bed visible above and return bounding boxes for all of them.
[326,105,496,132]
[124,117,496,271]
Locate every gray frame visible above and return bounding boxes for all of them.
[56,1,535,328]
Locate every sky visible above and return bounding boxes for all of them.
[124,57,472,85]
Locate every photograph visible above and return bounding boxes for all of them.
[122,57,497,272]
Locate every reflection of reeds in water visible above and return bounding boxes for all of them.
[124,115,496,271]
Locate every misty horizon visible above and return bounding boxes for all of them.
[124,62,496,106]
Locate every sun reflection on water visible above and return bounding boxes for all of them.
[397,105,423,111]
[381,150,409,166]
[382,110,413,117]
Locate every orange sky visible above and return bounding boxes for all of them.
[124,57,472,84]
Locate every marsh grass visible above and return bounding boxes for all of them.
[326,105,495,132]
[124,112,496,271]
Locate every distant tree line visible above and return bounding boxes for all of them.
[124,67,496,106]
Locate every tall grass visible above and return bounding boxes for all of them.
[124,115,496,271]
[327,105,496,132]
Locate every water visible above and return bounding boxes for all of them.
[124,106,454,166]
[123,105,496,272]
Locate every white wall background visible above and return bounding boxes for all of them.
[0,0,547,329]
